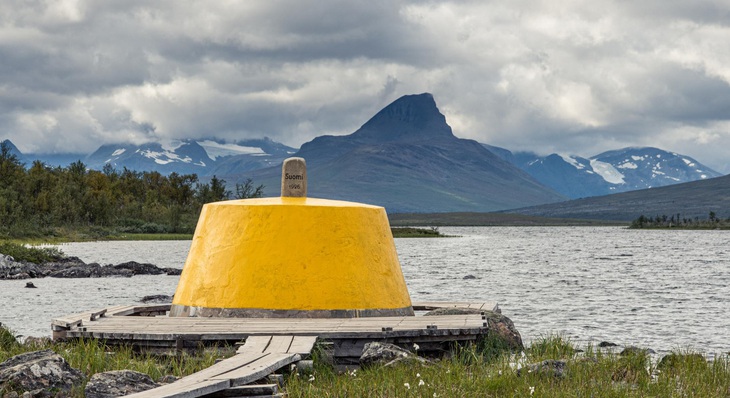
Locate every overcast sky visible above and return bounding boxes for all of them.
[2,0,729,172]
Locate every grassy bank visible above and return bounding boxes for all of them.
[286,336,730,397]
[2,328,728,397]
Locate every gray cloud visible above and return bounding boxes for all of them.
[1,0,729,172]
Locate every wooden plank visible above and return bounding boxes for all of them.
[287,336,317,355]
[237,336,272,354]
[219,353,302,388]
[262,336,294,354]
[123,352,272,398]
[123,378,229,398]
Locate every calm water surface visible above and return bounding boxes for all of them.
[1,227,728,356]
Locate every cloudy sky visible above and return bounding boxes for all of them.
[2,0,729,171]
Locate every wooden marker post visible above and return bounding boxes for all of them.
[281,157,307,197]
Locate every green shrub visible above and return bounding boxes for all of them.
[0,241,64,263]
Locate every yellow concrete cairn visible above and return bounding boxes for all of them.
[170,158,414,318]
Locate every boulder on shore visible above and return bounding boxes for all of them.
[0,349,83,397]
[84,370,160,398]
[360,342,428,368]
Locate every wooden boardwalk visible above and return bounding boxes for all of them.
[52,301,498,397]
[125,335,316,398]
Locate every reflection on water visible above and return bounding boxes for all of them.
[2,227,728,355]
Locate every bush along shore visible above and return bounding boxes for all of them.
[0,242,180,280]
[1,324,728,398]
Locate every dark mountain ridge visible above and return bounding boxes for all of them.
[504,173,730,221]
[243,93,566,213]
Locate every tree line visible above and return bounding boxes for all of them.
[0,142,263,238]
[630,211,730,229]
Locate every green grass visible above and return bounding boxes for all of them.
[0,241,64,263]
[0,324,234,397]
[2,327,728,397]
[285,335,730,398]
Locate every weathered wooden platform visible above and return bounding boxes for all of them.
[53,302,496,346]
[52,301,498,397]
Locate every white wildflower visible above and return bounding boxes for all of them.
[413,343,420,351]
[416,373,421,378]
[529,386,535,396]
[418,379,425,387]
[308,374,315,382]
[404,382,411,390]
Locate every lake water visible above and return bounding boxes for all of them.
[1,227,728,357]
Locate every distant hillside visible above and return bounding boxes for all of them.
[241,93,566,213]
[504,174,730,221]
[485,145,721,199]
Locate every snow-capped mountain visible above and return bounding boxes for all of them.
[85,138,296,176]
[486,146,723,199]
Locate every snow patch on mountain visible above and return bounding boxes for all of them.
[617,161,638,169]
[111,148,126,156]
[160,140,186,152]
[559,154,585,170]
[198,140,265,160]
[140,149,194,165]
[589,159,625,184]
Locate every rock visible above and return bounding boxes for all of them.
[0,349,83,397]
[113,261,165,275]
[598,341,618,348]
[158,375,179,384]
[463,275,478,280]
[0,255,16,267]
[2,256,178,280]
[84,370,160,398]
[48,266,93,278]
[620,346,655,356]
[657,353,707,370]
[360,342,428,368]
[24,282,36,289]
[517,359,567,378]
[482,311,523,351]
[140,295,173,304]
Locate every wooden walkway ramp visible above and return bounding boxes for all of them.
[125,335,316,398]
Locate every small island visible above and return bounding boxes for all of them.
[630,211,730,229]
[390,227,448,238]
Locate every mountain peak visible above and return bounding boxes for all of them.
[352,93,454,142]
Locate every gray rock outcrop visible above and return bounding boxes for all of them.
[0,349,83,397]
[359,342,428,368]
[517,359,567,378]
[84,370,160,398]
[0,255,181,280]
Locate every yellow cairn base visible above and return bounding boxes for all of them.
[170,197,414,318]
